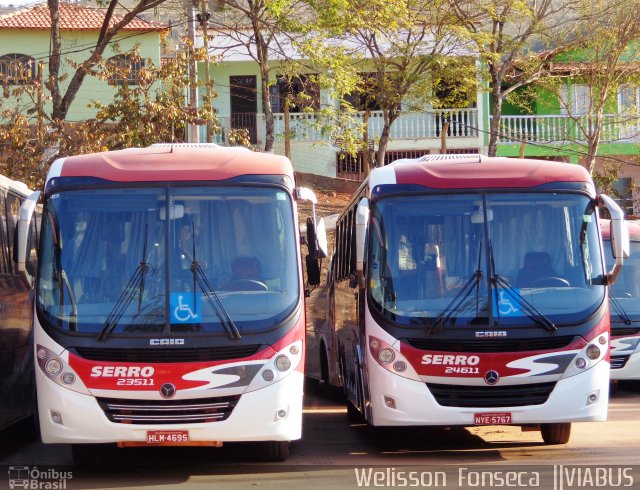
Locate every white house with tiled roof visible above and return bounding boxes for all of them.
[0,3,167,120]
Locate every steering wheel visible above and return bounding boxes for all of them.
[530,276,570,288]
[229,279,269,291]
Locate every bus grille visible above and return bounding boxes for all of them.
[96,395,240,424]
[426,382,556,408]
[611,328,640,337]
[611,355,630,370]
[406,336,575,353]
[73,345,262,363]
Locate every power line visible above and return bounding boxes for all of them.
[11,19,190,65]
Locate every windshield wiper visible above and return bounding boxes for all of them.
[429,240,484,335]
[187,222,241,340]
[429,269,483,335]
[98,224,151,341]
[491,275,557,332]
[488,242,557,332]
[609,294,632,325]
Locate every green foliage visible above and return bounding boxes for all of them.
[89,49,218,149]
[0,48,217,189]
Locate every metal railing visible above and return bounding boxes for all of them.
[498,114,640,144]
[270,108,480,143]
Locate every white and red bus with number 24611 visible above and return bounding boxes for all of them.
[327,154,628,445]
[16,143,326,464]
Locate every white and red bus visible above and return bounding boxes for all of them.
[0,174,39,434]
[326,154,627,444]
[602,219,640,382]
[16,143,324,463]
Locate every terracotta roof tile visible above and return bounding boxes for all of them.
[0,3,167,31]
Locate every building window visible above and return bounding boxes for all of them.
[560,84,591,115]
[107,54,145,86]
[619,84,640,113]
[343,73,384,112]
[269,74,320,113]
[0,54,36,85]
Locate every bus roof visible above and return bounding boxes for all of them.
[0,173,31,197]
[47,144,294,185]
[601,219,640,241]
[369,154,594,192]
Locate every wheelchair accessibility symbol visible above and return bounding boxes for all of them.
[170,293,201,323]
[494,289,520,317]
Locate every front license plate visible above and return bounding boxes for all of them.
[474,412,512,425]
[146,430,189,444]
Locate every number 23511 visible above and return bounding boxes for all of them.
[116,378,155,386]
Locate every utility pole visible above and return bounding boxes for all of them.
[197,1,213,143]
[185,2,199,143]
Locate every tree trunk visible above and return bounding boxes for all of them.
[488,87,503,157]
[255,35,274,153]
[48,0,146,122]
[284,96,291,159]
[47,0,62,122]
[376,109,399,167]
[362,110,371,177]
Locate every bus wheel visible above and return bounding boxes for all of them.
[320,345,330,386]
[27,382,41,442]
[540,423,571,444]
[260,441,290,462]
[346,401,363,423]
[346,371,365,424]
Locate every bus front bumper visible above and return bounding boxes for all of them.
[37,371,303,444]
[368,360,609,426]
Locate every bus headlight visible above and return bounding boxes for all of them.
[393,361,407,373]
[586,345,601,360]
[45,358,63,376]
[247,340,303,393]
[561,331,608,379]
[368,336,421,381]
[275,355,291,372]
[36,344,90,395]
[378,348,395,364]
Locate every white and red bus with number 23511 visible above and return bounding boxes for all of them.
[327,154,628,445]
[16,143,326,464]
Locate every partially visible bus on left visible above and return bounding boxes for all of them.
[0,174,39,432]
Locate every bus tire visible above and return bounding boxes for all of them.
[540,423,571,444]
[320,344,330,386]
[260,441,290,462]
[347,401,363,423]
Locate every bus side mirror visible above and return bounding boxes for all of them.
[17,191,41,286]
[297,187,327,288]
[600,194,629,285]
[355,198,369,273]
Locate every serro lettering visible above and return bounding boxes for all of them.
[90,366,155,377]
[421,354,480,366]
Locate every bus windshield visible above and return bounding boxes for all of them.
[605,238,640,321]
[367,192,605,328]
[37,185,299,336]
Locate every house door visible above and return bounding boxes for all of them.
[230,75,257,144]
